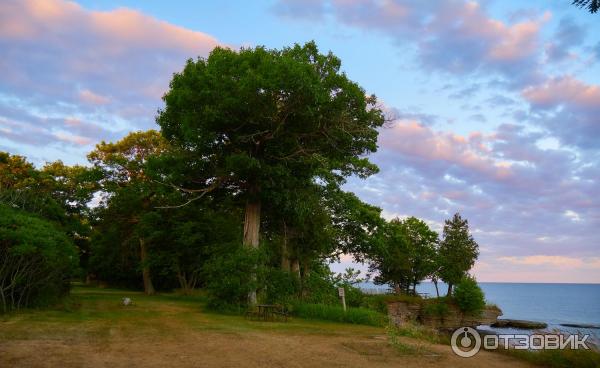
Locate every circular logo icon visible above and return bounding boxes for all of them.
[451,327,481,358]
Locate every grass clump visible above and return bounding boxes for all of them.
[386,324,437,355]
[503,347,600,368]
[291,302,387,327]
[387,322,445,345]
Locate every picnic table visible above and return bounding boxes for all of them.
[246,304,289,322]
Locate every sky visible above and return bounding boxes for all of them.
[0,0,599,283]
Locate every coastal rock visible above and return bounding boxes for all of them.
[387,300,503,330]
[491,319,547,329]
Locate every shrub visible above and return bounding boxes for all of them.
[263,268,301,305]
[453,275,485,315]
[0,205,78,312]
[203,246,264,311]
[291,302,387,326]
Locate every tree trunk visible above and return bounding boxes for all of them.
[447,283,453,296]
[243,186,261,306]
[139,238,155,295]
[290,259,300,279]
[243,200,261,249]
[280,220,290,271]
[433,279,440,298]
[300,260,311,298]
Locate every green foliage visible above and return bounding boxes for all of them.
[505,347,600,368]
[157,42,384,190]
[298,263,340,305]
[370,216,438,294]
[387,323,443,345]
[453,275,485,315]
[156,42,385,298]
[438,213,479,293]
[572,0,599,14]
[204,246,264,310]
[291,302,386,326]
[422,298,450,317]
[263,268,301,305]
[0,205,78,312]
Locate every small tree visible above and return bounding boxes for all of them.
[369,219,411,294]
[88,130,169,295]
[438,213,479,296]
[369,217,438,295]
[402,217,438,294]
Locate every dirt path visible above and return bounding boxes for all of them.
[0,328,534,367]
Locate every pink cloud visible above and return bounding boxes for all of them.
[487,14,550,62]
[498,255,600,269]
[279,0,550,79]
[0,0,222,153]
[79,89,110,105]
[2,0,219,53]
[380,120,512,181]
[522,76,600,109]
[53,131,92,146]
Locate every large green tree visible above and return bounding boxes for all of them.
[438,213,479,296]
[157,42,384,303]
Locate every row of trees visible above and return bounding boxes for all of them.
[370,214,479,297]
[0,42,480,311]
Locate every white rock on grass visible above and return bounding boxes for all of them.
[122,297,132,306]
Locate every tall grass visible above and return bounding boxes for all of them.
[291,302,387,327]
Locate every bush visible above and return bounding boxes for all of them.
[338,283,365,308]
[453,275,485,315]
[263,268,301,305]
[291,302,387,326]
[203,246,264,311]
[0,205,78,312]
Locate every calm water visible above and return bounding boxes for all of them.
[359,282,600,340]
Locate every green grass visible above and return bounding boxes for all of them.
[290,302,387,327]
[0,285,387,342]
[387,323,446,345]
[386,324,437,356]
[501,347,600,368]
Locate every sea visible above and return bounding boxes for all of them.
[358,282,600,343]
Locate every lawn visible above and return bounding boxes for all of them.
[0,285,534,368]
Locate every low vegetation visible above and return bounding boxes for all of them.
[503,346,600,368]
[291,302,387,327]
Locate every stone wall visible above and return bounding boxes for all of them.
[387,300,502,330]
